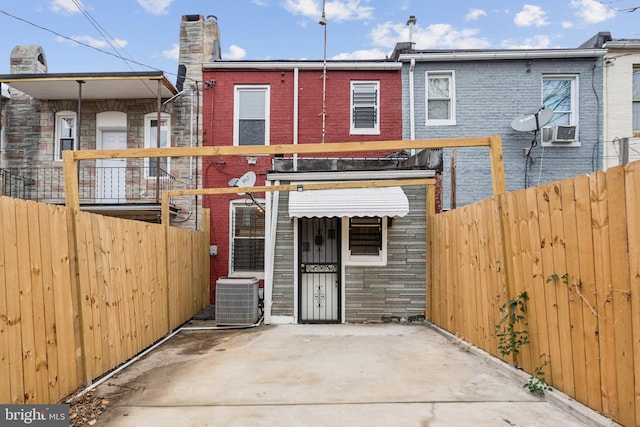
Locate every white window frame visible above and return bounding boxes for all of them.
[342,216,388,266]
[144,113,171,178]
[350,81,380,135]
[541,74,579,147]
[633,67,640,135]
[54,111,77,161]
[229,199,266,278]
[426,71,456,126]
[234,85,270,147]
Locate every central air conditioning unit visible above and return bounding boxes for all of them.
[542,125,577,144]
[215,277,259,326]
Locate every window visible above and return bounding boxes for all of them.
[230,200,265,276]
[144,113,170,178]
[633,67,640,135]
[343,216,387,266]
[426,71,455,125]
[54,111,76,160]
[541,75,579,146]
[234,85,269,146]
[350,81,380,135]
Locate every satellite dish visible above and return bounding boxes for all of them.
[233,171,256,195]
[511,106,554,132]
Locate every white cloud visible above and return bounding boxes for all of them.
[501,35,553,49]
[561,21,574,29]
[514,5,549,27]
[224,45,247,60]
[50,0,82,14]
[57,35,128,49]
[570,0,616,23]
[136,0,174,15]
[465,8,486,22]
[370,21,490,50]
[283,0,373,22]
[331,48,388,60]
[252,0,269,5]
[162,43,179,60]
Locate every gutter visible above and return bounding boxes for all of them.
[604,41,640,49]
[398,49,607,62]
[203,61,402,71]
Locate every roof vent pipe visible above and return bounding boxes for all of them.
[407,16,417,46]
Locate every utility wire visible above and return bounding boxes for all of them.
[69,0,156,96]
[0,8,194,85]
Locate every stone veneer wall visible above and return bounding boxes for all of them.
[270,185,427,322]
[344,185,426,323]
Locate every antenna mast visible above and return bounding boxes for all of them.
[319,0,327,143]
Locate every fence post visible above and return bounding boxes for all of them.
[425,182,436,320]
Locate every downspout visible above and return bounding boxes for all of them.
[264,179,279,324]
[156,80,161,204]
[409,58,416,155]
[76,80,84,182]
[293,68,299,171]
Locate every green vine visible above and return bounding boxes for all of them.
[523,359,552,396]
[495,292,529,361]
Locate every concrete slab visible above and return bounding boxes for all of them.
[91,324,617,427]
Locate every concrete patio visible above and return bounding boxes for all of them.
[90,323,617,427]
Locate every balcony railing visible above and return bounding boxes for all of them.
[0,166,176,205]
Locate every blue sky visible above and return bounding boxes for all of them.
[0,0,638,81]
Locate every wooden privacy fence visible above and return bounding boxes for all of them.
[0,196,210,405]
[429,161,640,427]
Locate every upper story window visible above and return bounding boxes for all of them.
[542,75,578,127]
[426,71,456,126]
[54,111,76,160]
[144,113,170,178]
[234,85,270,146]
[350,81,380,135]
[541,75,579,146]
[230,200,265,277]
[633,67,640,135]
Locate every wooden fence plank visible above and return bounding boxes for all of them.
[559,177,589,405]
[3,198,25,403]
[517,188,537,373]
[606,166,634,426]
[624,161,640,427]
[573,174,602,412]
[37,203,59,402]
[0,198,11,403]
[16,200,37,403]
[535,184,562,387]
[590,171,617,418]
[25,201,49,404]
[548,181,575,397]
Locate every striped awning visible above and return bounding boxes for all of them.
[288,186,409,218]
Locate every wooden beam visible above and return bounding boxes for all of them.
[62,151,80,213]
[162,179,436,225]
[489,134,506,195]
[67,136,495,160]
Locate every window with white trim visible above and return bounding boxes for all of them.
[541,75,579,146]
[426,71,455,125]
[230,200,265,276]
[144,113,170,178]
[234,85,270,146]
[633,67,640,135]
[343,216,388,266]
[350,81,380,135]
[54,111,76,160]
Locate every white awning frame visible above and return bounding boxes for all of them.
[288,186,409,218]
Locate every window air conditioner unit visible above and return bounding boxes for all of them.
[542,125,577,143]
